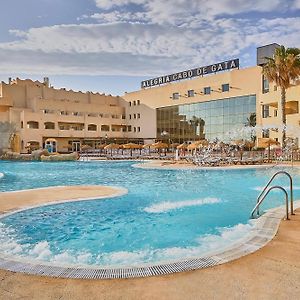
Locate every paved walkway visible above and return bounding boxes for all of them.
[0,185,125,213]
[0,187,300,299]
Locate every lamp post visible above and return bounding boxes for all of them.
[161,130,170,156]
[105,134,108,155]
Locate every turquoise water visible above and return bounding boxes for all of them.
[0,161,300,267]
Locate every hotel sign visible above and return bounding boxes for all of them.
[141,59,239,88]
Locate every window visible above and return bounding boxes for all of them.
[122,115,126,119]
[88,124,97,131]
[137,113,140,119]
[262,75,269,93]
[21,121,23,129]
[137,100,140,105]
[138,126,141,132]
[72,125,84,131]
[222,84,230,92]
[129,114,132,119]
[262,129,269,138]
[58,123,84,131]
[172,93,179,100]
[187,90,194,97]
[127,125,132,132]
[134,127,136,132]
[274,110,278,117]
[133,100,136,106]
[111,125,121,132]
[262,105,270,118]
[204,87,211,95]
[134,114,136,119]
[44,122,55,130]
[101,125,110,131]
[129,101,132,106]
[60,111,68,115]
[27,121,39,129]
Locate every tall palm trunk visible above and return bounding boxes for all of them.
[281,87,286,149]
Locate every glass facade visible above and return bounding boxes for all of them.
[157,94,256,143]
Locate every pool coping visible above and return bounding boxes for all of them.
[0,192,297,279]
[132,161,292,171]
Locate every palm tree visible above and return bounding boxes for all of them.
[262,45,300,148]
[189,116,205,139]
[245,113,256,142]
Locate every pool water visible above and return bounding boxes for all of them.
[0,161,299,268]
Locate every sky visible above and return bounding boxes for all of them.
[0,0,300,96]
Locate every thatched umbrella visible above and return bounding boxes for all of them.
[151,142,168,149]
[168,142,179,153]
[170,143,179,148]
[199,140,209,147]
[142,144,152,156]
[122,142,142,149]
[187,143,198,150]
[259,138,280,149]
[104,143,120,156]
[81,144,93,151]
[122,143,142,156]
[95,143,107,154]
[187,140,207,150]
[104,143,120,149]
[177,143,187,156]
[231,139,245,147]
[259,138,280,162]
[244,140,255,150]
[96,143,107,149]
[177,143,187,150]
[151,142,168,156]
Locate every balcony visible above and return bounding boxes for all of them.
[262,100,299,114]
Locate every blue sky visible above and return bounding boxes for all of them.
[0,0,299,95]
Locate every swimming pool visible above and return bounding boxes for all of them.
[0,161,299,270]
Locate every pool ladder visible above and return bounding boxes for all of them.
[251,171,294,220]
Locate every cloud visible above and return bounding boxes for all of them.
[2,23,202,58]
[90,11,148,24]
[93,0,290,26]
[94,0,144,10]
[1,16,300,76]
[0,0,299,77]
[294,0,300,9]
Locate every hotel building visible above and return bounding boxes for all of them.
[124,44,300,148]
[0,44,299,153]
[0,78,135,153]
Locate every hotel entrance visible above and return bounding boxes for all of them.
[44,138,57,153]
[72,141,81,152]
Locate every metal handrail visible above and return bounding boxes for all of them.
[251,186,289,220]
[256,171,294,216]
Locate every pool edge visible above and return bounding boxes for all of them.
[0,198,296,280]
